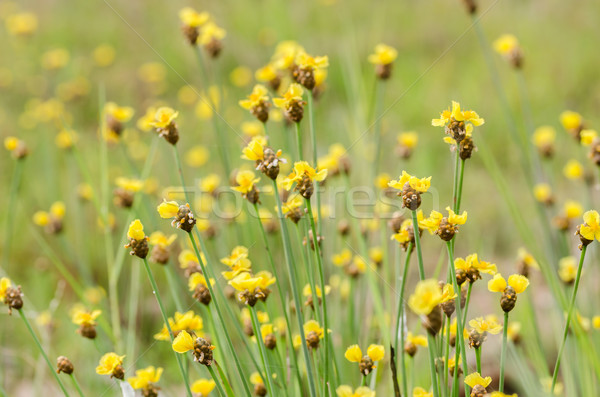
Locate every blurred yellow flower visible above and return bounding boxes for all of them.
[191,378,216,396]
[128,366,163,390]
[185,145,210,168]
[93,44,116,67]
[388,171,431,193]
[560,110,583,131]
[493,34,519,55]
[273,83,304,109]
[95,353,125,376]
[230,66,252,87]
[397,131,419,148]
[432,101,484,127]
[138,62,166,84]
[368,43,398,65]
[408,279,443,315]
[413,387,433,397]
[563,159,583,179]
[335,385,375,397]
[239,84,270,110]
[533,183,552,203]
[6,12,38,37]
[199,22,226,45]
[150,107,178,129]
[464,372,492,388]
[41,48,70,70]
[179,7,209,28]
[558,256,577,283]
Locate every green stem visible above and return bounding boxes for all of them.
[455,159,466,213]
[18,310,70,396]
[187,234,253,397]
[252,203,303,388]
[371,80,384,180]
[250,307,276,396]
[141,258,193,397]
[499,312,509,392]
[1,158,24,269]
[461,283,473,326]
[475,347,482,375]
[443,318,451,397]
[426,333,439,397]
[551,245,587,392]
[272,180,318,397]
[394,243,413,397]
[305,199,331,394]
[307,91,323,238]
[295,122,303,161]
[207,365,229,397]
[69,374,85,397]
[164,265,184,312]
[410,211,426,280]
[125,259,141,365]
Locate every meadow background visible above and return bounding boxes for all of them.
[1,0,600,396]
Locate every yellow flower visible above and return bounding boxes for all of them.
[507,322,522,342]
[295,52,329,70]
[150,107,178,129]
[469,317,503,335]
[344,344,363,362]
[407,332,428,347]
[116,177,144,193]
[283,161,328,191]
[368,43,398,65]
[408,279,443,315]
[242,136,268,161]
[179,7,209,28]
[441,284,457,303]
[273,83,304,109]
[413,387,434,397]
[255,271,276,289]
[157,200,180,218]
[398,131,419,149]
[432,101,484,127]
[533,183,552,203]
[191,378,216,396]
[256,64,279,82]
[532,126,555,148]
[250,372,264,385]
[138,62,166,84]
[71,307,101,327]
[464,372,492,388]
[303,284,330,298]
[95,353,125,376]
[188,273,215,291]
[467,253,497,275]
[4,136,19,151]
[172,330,195,353]
[272,41,305,69]
[387,171,431,193]
[419,210,443,234]
[55,129,78,149]
[241,121,265,138]
[489,392,517,397]
[148,232,176,248]
[558,256,577,283]
[40,48,69,70]
[335,385,375,397]
[493,34,519,55]
[580,129,598,146]
[128,366,163,390]
[488,273,529,294]
[229,272,262,291]
[0,278,13,303]
[446,207,467,225]
[221,246,249,266]
[563,200,583,219]
[5,12,38,37]
[579,210,600,241]
[93,44,116,67]
[239,84,269,110]
[105,102,134,122]
[232,170,260,194]
[127,219,146,241]
[155,311,204,341]
[199,22,226,45]
[560,110,583,131]
[303,320,324,339]
[332,249,353,267]
[563,159,583,180]
[593,316,600,330]
[366,344,385,361]
[84,286,106,305]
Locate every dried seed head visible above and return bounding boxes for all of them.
[158,123,179,145]
[204,37,222,58]
[404,341,417,357]
[250,101,270,123]
[56,356,74,375]
[424,305,443,335]
[462,0,477,15]
[172,204,197,233]
[254,383,267,396]
[338,219,351,236]
[456,269,468,286]
[113,188,134,208]
[296,174,314,199]
[78,324,97,339]
[400,183,422,210]
[468,329,486,349]
[441,299,456,318]
[388,211,405,233]
[470,384,487,397]
[259,147,281,180]
[375,63,393,80]
[193,337,215,366]
[193,284,212,306]
[4,286,23,314]
[459,136,476,160]
[446,119,466,142]
[111,365,125,380]
[284,98,305,123]
[294,67,316,90]
[150,245,170,265]
[264,333,277,350]
[306,330,321,349]
[359,356,375,376]
[435,218,457,241]
[181,25,199,45]
[125,237,149,259]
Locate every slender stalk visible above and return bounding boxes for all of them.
[455,159,466,213]
[410,211,426,280]
[307,91,323,237]
[1,159,24,269]
[18,310,70,396]
[551,245,587,392]
[295,122,303,161]
[69,374,85,397]
[207,365,229,397]
[394,243,413,397]
[425,332,440,397]
[187,234,253,397]
[305,199,331,394]
[252,203,303,388]
[461,283,473,326]
[443,319,451,396]
[141,258,193,397]
[499,312,509,392]
[371,80,385,179]
[475,347,482,375]
[125,260,141,364]
[164,265,184,312]
[272,180,318,397]
[250,307,276,396]
[214,361,236,397]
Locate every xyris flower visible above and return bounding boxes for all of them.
[33,201,66,235]
[232,170,261,204]
[220,245,252,280]
[172,330,215,366]
[488,273,529,312]
[124,219,149,259]
[283,161,328,199]
[239,84,270,123]
[493,34,523,68]
[5,12,38,37]
[432,101,484,143]
[113,177,144,208]
[335,385,375,397]
[318,143,351,177]
[532,126,556,158]
[413,387,434,397]
[250,372,267,396]
[576,210,600,249]
[404,332,428,357]
[260,324,277,349]
[560,110,584,141]
[241,136,285,180]
[439,283,459,317]
[95,353,125,380]
[56,356,74,375]
[303,320,324,350]
[199,22,226,58]
[273,83,306,123]
[4,136,28,159]
[0,277,23,314]
[191,378,216,396]
[464,372,492,396]
[294,52,329,90]
[344,343,385,376]
[154,311,204,341]
[150,107,180,145]
[148,231,177,265]
[127,366,163,396]
[396,131,418,159]
[303,284,330,309]
[454,253,497,286]
[229,272,275,306]
[55,129,78,150]
[468,315,503,348]
[71,306,101,339]
[255,63,281,91]
[553,200,583,232]
[179,7,209,45]
[158,200,197,233]
[563,159,583,180]
[388,171,431,210]
[189,273,215,305]
[368,43,398,79]
[408,279,443,316]
[420,207,467,241]
[104,102,134,139]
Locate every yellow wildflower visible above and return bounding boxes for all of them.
[273,83,304,109]
[579,210,600,241]
[533,183,552,204]
[6,12,38,37]
[282,161,328,191]
[179,7,209,28]
[241,136,268,161]
[488,273,529,294]
[150,107,178,129]
[563,159,583,180]
[172,330,195,353]
[127,219,145,240]
[93,44,115,67]
[560,110,583,131]
[303,320,324,339]
[71,307,101,327]
[432,101,484,127]
[469,316,503,335]
[232,170,260,194]
[464,372,492,388]
[335,385,375,397]
[148,231,176,248]
[397,131,419,148]
[105,102,134,122]
[413,387,433,397]
[368,43,398,65]
[388,170,431,193]
[0,278,13,303]
[55,129,78,149]
[408,279,443,315]
[157,200,180,218]
[191,378,216,396]
[128,366,163,390]
[239,84,269,110]
[493,34,519,55]
[558,256,577,283]
[188,273,215,291]
[407,332,428,347]
[95,353,125,377]
[295,52,329,70]
[199,22,226,45]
